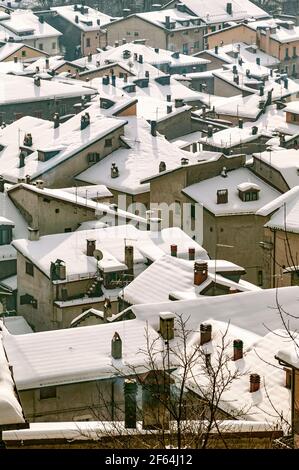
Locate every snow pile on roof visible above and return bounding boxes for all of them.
[59,185,112,199]
[0,9,62,40]
[283,101,299,115]
[180,0,268,23]
[253,149,299,189]
[183,167,280,215]
[200,126,271,148]
[261,187,299,233]
[0,324,25,424]
[52,5,113,31]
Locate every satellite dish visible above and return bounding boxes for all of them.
[93,249,103,261]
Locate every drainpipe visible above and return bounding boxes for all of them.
[272,228,276,288]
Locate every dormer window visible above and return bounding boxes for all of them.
[237,183,260,202]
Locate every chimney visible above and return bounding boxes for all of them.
[170,244,177,257]
[53,112,60,129]
[88,53,92,63]
[233,339,243,361]
[80,112,90,130]
[175,98,184,108]
[233,74,239,85]
[159,161,166,172]
[86,239,96,256]
[238,119,243,129]
[45,58,50,69]
[151,120,157,137]
[122,37,126,45]
[252,126,258,135]
[189,247,195,261]
[125,245,134,275]
[155,48,159,53]
[111,162,119,178]
[167,94,171,102]
[207,125,213,138]
[256,57,261,66]
[24,133,32,147]
[215,45,218,54]
[138,54,143,64]
[226,2,232,15]
[0,176,5,193]
[145,70,149,78]
[217,189,228,204]
[25,175,31,184]
[75,15,79,23]
[28,227,40,241]
[266,89,273,106]
[270,68,273,77]
[34,76,41,87]
[167,105,172,114]
[200,323,212,345]
[124,73,128,83]
[165,16,170,29]
[13,56,18,63]
[111,332,122,359]
[111,74,116,86]
[249,373,260,393]
[124,379,137,428]
[19,151,26,168]
[159,312,175,340]
[194,261,208,285]
[39,15,44,24]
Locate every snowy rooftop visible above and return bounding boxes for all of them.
[213,93,264,120]
[200,125,271,148]
[136,8,203,31]
[76,116,199,195]
[0,42,42,62]
[25,55,68,73]
[12,225,207,279]
[0,185,28,244]
[0,73,97,105]
[259,186,299,233]
[0,325,26,425]
[183,167,280,216]
[123,254,258,305]
[177,0,268,24]
[283,101,299,115]
[51,5,113,31]
[60,185,112,200]
[0,110,125,183]
[1,316,33,335]
[253,149,299,189]
[0,9,62,40]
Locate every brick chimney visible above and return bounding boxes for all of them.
[111,332,122,359]
[200,323,212,345]
[233,339,243,361]
[188,247,195,261]
[159,312,175,341]
[170,244,177,257]
[194,261,208,285]
[86,239,96,256]
[249,373,260,392]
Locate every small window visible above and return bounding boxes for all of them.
[87,152,100,163]
[126,32,131,36]
[210,227,213,232]
[0,227,12,245]
[52,42,56,50]
[22,50,26,57]
[258,270,263,286]
[40,386,57,399]
[134,32,139,37]
[64,228,72,233]
[183,31,189,35]
[292,114,298,122]
[26,262,34,276]
[34,111,43,119]
[105,138,112,147]
[191,204,196,219]
[55,208,60,213]
[86,37,91,47]
[38,43,43,51]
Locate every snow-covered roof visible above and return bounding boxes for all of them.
[24,55,67,73]
[135,8,202,31]
[130,286,299,337]
[200,126,271,149]
[1,316,33,335]
[52,5,113,32]
[0,73,97,106]
[0,42,26,61]
[76,116,199,195]
[123,254,257,305]
[0,274,17,291]
[213,93,263,120]
[172,0,269,24]
[0,109,124,183]
[60,185,112,200]
[276,346,299,370]
[283,101,299,115]
[262,187,299,233]
[2,318,167,389]
[0,185,28,244]
[257,186,299,217]
[243,104,299,136]
[253,149,299,189]
[12,225,206,280]
[0,9,62,40]
[183,167,280,216]
[0,325,26,424]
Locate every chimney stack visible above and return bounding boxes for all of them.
[188,247,195,261]
[238,119,243,129]
[207,125,213,138]
[53,112,60,129]
[215,45,218,54]
[19,151,26,168]
[111,332,122,359]
[159,312,175,340]
[200,323,212,345]
[111,74,116,87]
[167,94,171,102]
[125,245,134,275]
[233,339,243,361]
[256,57,261,66]
[13,56,18,63]
[151,120,157,137]
[170,244,177,257]
[249,373,260,393]
[167,105,172,114]
[111,162,119,178]
[80,112,90,130]
[86,239,96,256]
[159,161,166,173]
[124,379,137,429]
[194,261,208,285]
[0,176,5,193]
[45,58,50,69]
[28,227,40,241]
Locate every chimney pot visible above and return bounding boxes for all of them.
[249,373,260,392]
[111,332,122,359]
[233,339,243,361]
[194,261,208,285]
[86,239,96,256]
[200,323,212,345]
[170,244,177,257]
[188,247,195,261]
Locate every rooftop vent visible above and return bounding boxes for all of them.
[194,261,208,286]
[217,189,228,204]
[111,162,119,178]
[111,332,122,359]
[233,339,243,361]
[249,373,260,393]
[170,244,177,257]
[86,239,96,257]
[159,161,166,173]
[226,3,233,15]
[80,112,90,130]
[200,323,212,345]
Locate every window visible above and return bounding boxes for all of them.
[134,32,139,37]
[105,138,112,147]
[87,152,100,163]
[292,64,296,77]
[210,26,216,32]
[293,46,297,58]
[52,42,56,50]
[64,228,72,233]
[175,200,181,215]
[34,111,42,118]
[14,113,24,120]
[55,208,60,213]
[244,191,258,201]
[26,262,34,276]
[182,43,188,54]
[292,114,298,122]
[194,41,200,49]
[0,226,12,245]
[285,47,289,59]
[258,270,263,286]
[183,31,189,35]
[126,32,131,36]
[191,204,196,219]
[40,386,57,399]
[38,43,43,51]
[86,37,91,47]
[22,50,26,57]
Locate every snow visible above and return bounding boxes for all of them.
[0,244,16,261]
[0,215,14,225]
[283,101,299,115]
[257,186,299,216]
[277,347,299,369]
[0,9,62,40]
[136,8,203,31]
[0,274,17,290]
[264,190,299,233]
[0,324,25,424]
[237,182,261,192]
[253,149,299,189]
[0,73,97,106]
[25,55,67,73]
[60,185,112,200]
[52,5,113,32]
[2,318,165,389]
[183,167,280,216]
[123,254,258,305]
[200,126,271,149]
[0,42,24,61]
[76,115,200,195]
[1,316,33,335]
[213,93,264,120]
